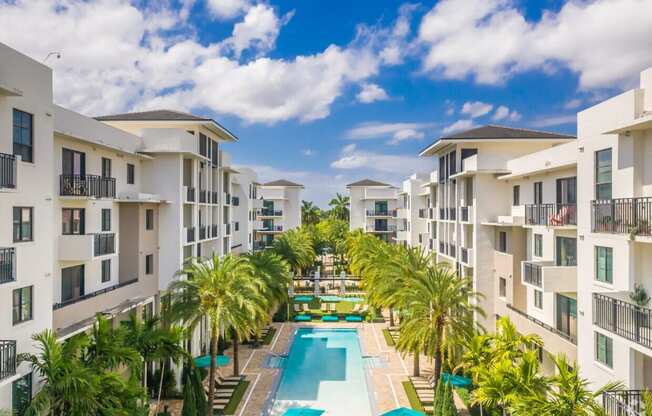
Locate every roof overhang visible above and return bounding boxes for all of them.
[419,137,575,157]
[0,81,23,96]
[496,161,577,181]
[54,130,153,160]
[604,113,652,134]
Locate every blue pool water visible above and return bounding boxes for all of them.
[269,328,373,415]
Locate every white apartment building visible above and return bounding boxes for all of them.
[231,167,264,253]
[396,173,431,250]
[347,179,399,243]
[254,179,303,249]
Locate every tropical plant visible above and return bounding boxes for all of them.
[245,250,292,321]
[643,389,652,416]
[630,283,651,307]
[328,192,350,222]
[301,200,322,225]
[272,228,316,275]
[167,254,266,416]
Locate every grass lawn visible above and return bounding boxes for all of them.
[402,381,428,414]
[218,380,250,415]
[382,329,395,346]
[293,299,359,315]
[261,327,276,345]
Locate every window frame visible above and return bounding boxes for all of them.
[595,246,613,284]
[534,289,543,309]
[499,277,507,298]
[62,208,85,235]
[595,148,613,200]
[145,254,154,275]
[127,163,135,185]
[498,231,507,253]
[61,265,85,303]
[101,259,111,283]
[513,185,520,206]
[12,372,32,416]
[534,234,543,257]
[534,182,543,204]
[13,108,34,163]
[101,208,111,232]
[145,209,154,230]
[13,285,33,325]
[13,206,34,242]
[595,332,613,368]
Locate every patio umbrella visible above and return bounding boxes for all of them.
[380,407,425,416]
[282,408,325,416]
[193,355,230,368]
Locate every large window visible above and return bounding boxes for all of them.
[595,148,612,200]
[101,209,111,232]
[13,286,33,325]
[534,289,543,309]
[556,237,577,266]
[61,265,85,303]
[498,231,507,253]
[534,182,543,204]
[101,157,112,178]
[101,259,111,283]
[596,246,613,283]
[556,294,577,339]
[13,109,33,163]
[62,148,85,175]
[62,208,85,235]
[557,177,577,204]
[13,207,33,242]
[127,163,135,184]
[146,209,154,230]
[12,372,32,415]
[534,234,543,257]
[513,185,520,205]
[595,332,613,368]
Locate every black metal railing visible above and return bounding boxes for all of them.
[371,224,396,232]
[199,226,207,240]
[594,293,652,349]
[0,153,16,188]
[93,233,115,256]
[525,203,577,226]
[461,247,469,264]
[0,340,16,380]
[449,207,456,221]
[592,198,652,236]
[523,262,543,287]
[187,227,196,242]
[603,390,644,416]
[53,278,138,310]
[0,248,15,284]
[418,209,428,218]
[232,196,240,206]
[199,190,207,203]
[211,224,218,237]
[506,304,577,344]
[60,174,116,198]
[260,209,283,216]
[460,206,470,222]
[186,186,195,202]
[366,209,397,217]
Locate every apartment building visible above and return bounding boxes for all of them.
[231,167,264,253]
[396,173,431,250]
[347,179,399,242]
[254,179,303,249]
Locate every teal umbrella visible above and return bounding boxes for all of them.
[193,355,230,368]
[282,408,325,416]
[381,407,425,416]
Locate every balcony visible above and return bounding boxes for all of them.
[593,293,652,350]
[525,203,577,227]
[59,233,115,261]
[506,303,577,345]
[253,241,272,251]
[366,224,397,233]
[185,186,195,202]
[0,248,15,284]
[603,390,645,416]
[0,153,16,189]
[94,233,115,256]
[223,192,231,205]
[53,278,138,310]
[522,261,577,292]
[60,175,116,198]
[252,199,264,209]
[460,247,473,266]
[0,340,16,381]
[186,227,196,243]
[592,198,652,236]
[199,226,207,240]
[366,209,397,217]
[460,206,473,223]
[199,190,207,203]
[259,224,283,233]
[259,209,283,217]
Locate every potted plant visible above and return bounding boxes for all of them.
[630,284,651,328]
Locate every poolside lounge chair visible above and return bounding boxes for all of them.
[329,303,337,313]
[322,315,339,322]
[321,303,329,313]
[345,315,363,322]
[294,314,312,322]
[351,304,361,313]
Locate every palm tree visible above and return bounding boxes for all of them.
[167,254,265,416]
[272,228,316,276]
[246,250,292,312]
[85,314,140,373]
[301,200,322,225]
[329,193,350,222]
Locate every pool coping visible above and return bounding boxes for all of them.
[261,324,378,416]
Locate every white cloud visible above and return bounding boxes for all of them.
[442,119,477,134]
[492,105,521,121]
[206,0,250,19]
[461,101,493,118]
[331,143,432,174]
[345,121,435,145]
[378,3,419,65]
[223,4,293,58]
[564,98,583,109]
[530,114,576,128]
[356,83,389,103]
[302,149,316,156]
[418,0,652,89]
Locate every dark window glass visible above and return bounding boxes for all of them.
[556,177,577,204]
[534,289,543,309]
[596,246,613,283]
[513,185,520,205]
[62,208,85,235]
[595,333,613,367]
[146,209,154,230]
[234,222,239,231]
[534,182,543,204]
[498,231,507,253]
[145,254,153,275]
[556,294,577,339]
[61,265,85,303]
[101,157,111,178]
[534,234,543,257]
[12,372,32,415]
[13,207,33,242]
[61,148,85,175]
[101,259,111,283]
[556,237,577,266]
[101,209,111,231]
[13,286,33,324]
[127,163,135,184]
[13,109,33,163]
[595,148,612,200]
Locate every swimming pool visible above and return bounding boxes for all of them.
[269,328,373,415]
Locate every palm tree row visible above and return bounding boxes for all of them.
[300,194,350,226]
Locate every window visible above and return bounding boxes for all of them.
[596,246,613,283]
[534,234,543,257]
[13,207,33,242]
[146,209,154,230]
[145,254,154,275]
[101,259,111,283]
[513,185,520,205]
[595,148,612,200]
[498,231,507,253]
[534,182,543,204]
[556,177,577,204]
[13,286,33,324]
[12,372,32,416]
[595,332,613,367]
[101,157,112,178]
[556,237,577,266]
[499,277,506,298]
[101,209,111,231]
[127,163,135,184]
[556,294,577,339]
[234,222,239,232]
[534,289,543,309]
[62,148,85,175]
[62,208,85,235]
[61,265,85,303]
[13,109,33,163]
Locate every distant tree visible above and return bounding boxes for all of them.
[301,200,322,225]
[328,193,350,222]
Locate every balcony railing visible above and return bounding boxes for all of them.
[593,293,652,349]
[260,209,283,216]
[0,340,17,381]
[366,209,397,217]
[523,261,543,287]
[93,233,115,256]
[367,224,396,232]
[0,153,16,189]
[199,190,207,203]
[53,278,138,310]
[526,203,577,226]
[211,191,219,204]
[60,174,116,198]
[603,390,644,416]
[211,224,218,238]
[592,198,652,236]
[506,304,577,344]
[460,206,470,222]
[187,227,196,243]
[199,226,207,240]
[0,248,15,284]
[232,196,240,206]
[186,187,195,202]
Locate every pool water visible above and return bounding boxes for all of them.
[269,328,373,415]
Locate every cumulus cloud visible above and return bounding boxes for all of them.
[356,83,389,103]
[345,121,434,145]
[418,0,652,89]
[378,3,419,65]
[331,143,432,174]
[442,119,477,134]
[223,4,293,58]
[461,101,493,118]
[206,0,250,19]
[492,105,521,121]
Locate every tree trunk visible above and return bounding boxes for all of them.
[207,331,218,416]
[433,322,444,386]
[143,360,148,390]
[389,308,395,327]
[413,347,420,377]
[233,332,240,377]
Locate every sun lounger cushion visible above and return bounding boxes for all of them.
[322,315,339,322]
[345,315,363,322]
[294,314,312,322]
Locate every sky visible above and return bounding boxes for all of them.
[1,0,651,207]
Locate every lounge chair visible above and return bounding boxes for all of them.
[417,391,435,404]
[294,314,311,322]
[302,303,310,312]
[321,303,329,313]
[351,304,361,313]
[329,303,337,313]
[345,315,363,322]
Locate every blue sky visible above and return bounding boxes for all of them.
[1,0,651,206]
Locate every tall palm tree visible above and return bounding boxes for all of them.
[246,250,292,311]
[85,314,141,373]
[329,193,350,222]
[167,254,265,416]
[301,200,322,225]
[272,229,316,276]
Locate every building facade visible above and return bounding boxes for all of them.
[347,179,400,242]
[254,179,303,249]
[396,173,431,249]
